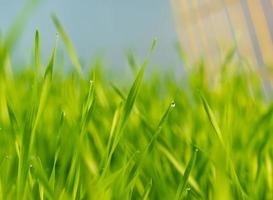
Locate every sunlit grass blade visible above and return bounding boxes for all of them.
[104,102,123,166]
[49,149,59,191]
[51,14,83,76]
[72,168,81,200]
[66,78,96,190]
[125,100,175,193]
[175,148,198,200]
[158,144,202,196]
[35,30,40,73]
[121,38,157,126]
[31,157,54,199]
[200,93,247,199]
[248,103,273,146]
[5,0,40,51]
[142,179,152,200]
[102,39,157,175]
[200,93,225,147]
[80,79,96,137]
[145,100,175,153]
[17,37,56,200]
[29,39,57,153]
[7,102,18,131]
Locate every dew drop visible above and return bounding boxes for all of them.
[171,101,176,108]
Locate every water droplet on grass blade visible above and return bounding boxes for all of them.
[171,101,176,108]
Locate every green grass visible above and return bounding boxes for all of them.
[0,17,272,200]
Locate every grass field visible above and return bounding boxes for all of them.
[0,16,273,200]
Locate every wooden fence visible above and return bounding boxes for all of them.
[171,0,273,70]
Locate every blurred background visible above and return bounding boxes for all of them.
[0,0,179,71]
[1,0,273,80]
[172,0,273,72]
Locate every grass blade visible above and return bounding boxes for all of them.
[175,148,198,200]
[52,14,83,76]
[35,30,40,73]
[102,39,157,175]
[142,179,152,200]
[17,38,56,200]
[121,38,157,126]
[200,93,225,147]
[200,93,247,199]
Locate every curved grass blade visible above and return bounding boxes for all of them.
[200,93,225,147]
[200,93,247,199]
[35,30,40,73]
[125,100,175,192]
[31,157,54,199]
[102,39,157,176]
[80,79,96,135]
[158,144,202,196]
[66,79,96,190]
[29,39,57,153]
[120,38,157,126]
[52,14,83,76]
[248,103,273,146]
[175,148,198,200]
[142,179,152,200]
[145,100,176,153]
[17,39,56,200]
[7,102,18,131]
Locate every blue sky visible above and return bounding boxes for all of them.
[0,0,179,70]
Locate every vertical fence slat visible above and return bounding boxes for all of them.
[261,0,273,45]
[202,0,222,65]
[221,0,241,58]
[175,0,200,63]
[195,0,215,65]
[225,1,256,65]
[239,0,264,67]
[248,0,273,66]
